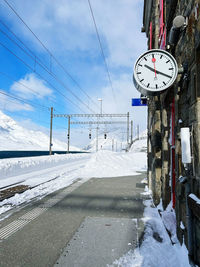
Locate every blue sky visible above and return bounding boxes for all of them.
[0,0,147,148]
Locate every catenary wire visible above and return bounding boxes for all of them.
[0,90,49,111]
[87,0,116,103]
[0,71,58,107]
[0,41,88,114]
[2,0,98,109]
[0,28,96,114]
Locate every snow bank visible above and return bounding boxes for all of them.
[129,138,147,153]
[0,141,147,187]
[0,153,89,186]
[111,198,190,267]
[79,150,147,178]
[0,143,147,216]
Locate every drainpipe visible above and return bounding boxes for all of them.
[171,99,176,209]
[178,172,193,261]
[184,169,193,260]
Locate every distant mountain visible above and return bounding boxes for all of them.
[0,110,79,151]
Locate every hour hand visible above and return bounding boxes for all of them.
[144,64,172,79]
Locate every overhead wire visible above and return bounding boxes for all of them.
[0,71,58,107]
[0,19,48,71]
[87,0,116,103]
[2,0,98,111]
[1,0,123,136]
[0,41,88,114]
[0,29,96,114]
[0,90,49,111]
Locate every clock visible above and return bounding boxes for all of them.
[133,49,178,96]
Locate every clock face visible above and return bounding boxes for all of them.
[133,49,178,96]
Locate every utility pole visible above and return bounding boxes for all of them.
[49,107,53,155]
[98,98,103,115]
[127,112,130,145]
[131,120,133,144]
[67,116,70,153]
[96,126,99,152]
[53,113,128,153]
[137,124,140,140]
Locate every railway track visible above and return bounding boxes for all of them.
[0,175,60,202]
[0,157,88,203]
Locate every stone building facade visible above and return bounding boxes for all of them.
[142,0,200,264]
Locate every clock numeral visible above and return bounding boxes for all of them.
[140,79,144,82]
[152,54,154,58]
[166,60,170,63]
[160,55,163,59]
[137,72,141,74]
[156,84,158,89]
[138,64,142,67]
[169,68,173,70]
[163,81,166,85]
[144,57,147,61]
[147,83,150,88]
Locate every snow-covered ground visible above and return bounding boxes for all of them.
[111,197,191,267]
[0,136,190,266]
[0,110,79,151]
[0,146,147,215]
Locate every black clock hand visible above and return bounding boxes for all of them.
[144,64,172,79]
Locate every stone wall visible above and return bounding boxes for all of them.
[143,0,200,264]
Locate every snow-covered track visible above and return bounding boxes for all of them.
[0,175,59,202]
[0,157,88,203]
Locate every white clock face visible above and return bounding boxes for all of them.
[133,49,178,96]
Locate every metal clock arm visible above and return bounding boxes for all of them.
[144,64,172,79]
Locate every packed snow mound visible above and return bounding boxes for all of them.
[130,130,147,153]
[130,138,147,153]
[0,110,79,151]
[79,149,147,178]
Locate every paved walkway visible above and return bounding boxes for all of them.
[0,174,148,267]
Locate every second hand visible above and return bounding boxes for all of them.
[152,57,157,78]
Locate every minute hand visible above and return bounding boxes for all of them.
[144,64,172,79]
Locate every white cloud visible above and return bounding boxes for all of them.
[0,0,148,144]
[93,73,147,133]
[0,0,146,67]
[91,0,147,67]
[0,90,33,111]
[10,73,53,100]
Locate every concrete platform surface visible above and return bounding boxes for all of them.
[54,217,138,267]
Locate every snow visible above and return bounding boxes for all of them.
[81,150,147,178]
[180,221,185,230]
[159,201,178,244]
[0,131,190,266]
[111,198,190,267]
[189,193,200,204]
[0,137,147,216]
[0,153,89,183]
[0,110,79,151]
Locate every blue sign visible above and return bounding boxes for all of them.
[132,98,147,106]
